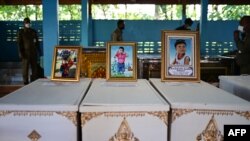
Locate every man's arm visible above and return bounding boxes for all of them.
[172,58,176,65]
[34,30,41,56]
[17,30,24,59]
[111,32,118,41]
[184,56,190,65]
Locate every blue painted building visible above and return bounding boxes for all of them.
[0,0,241,77]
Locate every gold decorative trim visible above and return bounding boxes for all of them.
[13,111,54,116]
[196,115,223,141]
[0,111,11,117]
[148,111,168,126]
[0,111,54,117]
[172,109,194,122]
[56,112,77,126]
[171,109,249,123]
[235,111,250,120]
[109,118,139,141]
[81,112,104,126]
[1,111,79,126]
[104,112,146,117]
[196,110,234,116]
[28,130,41,141]
[81,111,168,127]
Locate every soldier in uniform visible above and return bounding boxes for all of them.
[111,20,125,41]
[234,16,250,74]
[17,17,39,85]
[176,18,193,30]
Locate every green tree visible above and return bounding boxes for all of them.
[59,5,81,20]
[0,5,43,21]
[156,5,182,20]
[208,5,250,21]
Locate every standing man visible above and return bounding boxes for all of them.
[234,16,250,74]
[17,17,39,85]
[111,20,125,41]
[176,18,193,30]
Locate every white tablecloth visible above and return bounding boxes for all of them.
[219,75,250,101]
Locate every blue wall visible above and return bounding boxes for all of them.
[0,20,239,62]
[0,21,43,62]
[92,20,186,42]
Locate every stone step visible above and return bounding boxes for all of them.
[0,62,24,85]
[0,62,44,85]
[0,62,22,69]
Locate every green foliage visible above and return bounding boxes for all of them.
[0,4,249,21]
[0,5,81,21]
[155,5,182,20]
[208,5,250,21]
[0,5,42,21]
[59,5,81,20]
[91,4,182,20]
[186,4,200,20]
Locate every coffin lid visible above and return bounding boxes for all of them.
[219,75,250,90]
[0,79,91,112]
[149,78,250,111]
[80,79,169,112]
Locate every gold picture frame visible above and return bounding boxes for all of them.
[51,46,82,82]
[106,42,137,81]
[161,30,200,82]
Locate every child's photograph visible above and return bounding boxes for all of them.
[110,45,134,78]
[106,42,137,81]
[161,30,200,82]
[54,49,78,78]
[167,36,194,76]
[51,46,82,82]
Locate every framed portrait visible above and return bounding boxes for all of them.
[106,42,137,81]
[51,46,82,82]
[161,30,200,82]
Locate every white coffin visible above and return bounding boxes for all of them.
[80,79,169,141]
[150,78,250,141]
[0,78,91,141]
[219,75,250,101]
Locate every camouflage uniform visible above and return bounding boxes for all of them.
[17,26,39,84]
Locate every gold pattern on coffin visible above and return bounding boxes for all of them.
[235,111,250,120]
[109,118,139,141]
[172,109,240,123]
[0,111,54,117]
[0,111,11,117]
[148,111,168,126]
[172,109,194,122]
[196,115,224,141]
[81,111,168,127]
[13,111,53,116]
[81,112,104,126]
[104,112,145,117]
[28,130,41,141]
[196,110,234,116]
[81,52,106,78]
[56,112,77,126]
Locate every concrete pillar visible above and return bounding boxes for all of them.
[200,0,208,56]
[81,0,90,46]
[42,0,59,77]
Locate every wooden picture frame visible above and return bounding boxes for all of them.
[106,42,137,81]
[161,30,200,82]
[51,46,82,82]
